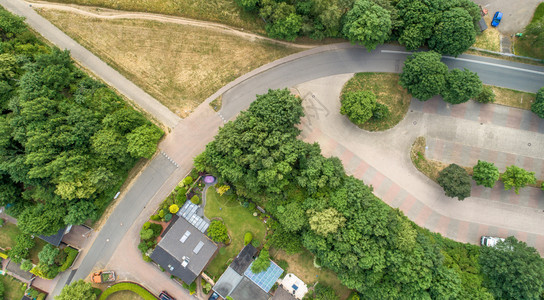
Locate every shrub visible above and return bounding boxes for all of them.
[142,253,152,262]
[10,234,35,263]
[31,263,60,279]
[276,259,289,277]
[251,239,261,248]
[340,90,377,124]
[142,222,151,230]
[169,204,179,214]
[191,195,200,205]
[201,279,212,294]
[371,102,390,120]
[182,176,193,186]
[251,250,271,273]
[207,220,229,243]
[158,209,166,218]
[244,232,253,245]
[150,214,160,221]
[475,86,495,103]
[164,213,173,222]
[140,229,154,240]
[437,164,472,200]
[175,188,187,202]
[501,165,537,194]
[59,247,78,272]
[138,241,149,254]
[531,87,544,118]
[20,259,33,271]
[472,160,500,188]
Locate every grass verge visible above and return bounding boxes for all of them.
[341,73,411,131]
[37,9,299,118]
[1,274,25,300]
[204,188,266,280]
[514,2,544,59]
[98,282,156,300]
[37,0,264,33]
[490,86,536,110]
[104,290,143,300]
[410,137,448,183]
[210,96,222,112]
[473,16,501,52]
[270,248,352,300]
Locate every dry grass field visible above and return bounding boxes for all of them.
[491,85,536,110]
[39,9,299,117]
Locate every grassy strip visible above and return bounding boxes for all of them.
[341,73,411,131]
[38,9,299,118]
[210,96,222,112]
[0,274,26,300]
[38,0,264,33]
[473,16,500,52]
[514,3,544,59]
[490,86,536,110]
[531,2,544,23]
[204,189,266,280]
[98,282,157,300]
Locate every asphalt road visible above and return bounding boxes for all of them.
[220,44,544,120]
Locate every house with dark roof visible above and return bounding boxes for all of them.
[213,245,284,300]
[150,215,217,284]
[5,259,35,283]
[38,225,72,247]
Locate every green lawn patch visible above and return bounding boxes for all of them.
[204,189,267,280]
[0,222,20,250]
[1,274,26,300]
[514,2,544,59]
[341,73,411,131]
[491,85,536,110]
[98,282,156,300]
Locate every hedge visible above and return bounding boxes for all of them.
[98,282,157,300]
[59,247,79,272]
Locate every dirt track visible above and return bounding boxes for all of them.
[28,0,315,49]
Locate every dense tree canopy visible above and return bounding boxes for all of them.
[428,7,476,56]
[441,68,482,104]
[55,280,95,300]
[437,164,472,200]
[0,9,162,235]
[399,51,448,101]
[480,237,544,300]
[342,0,392,51]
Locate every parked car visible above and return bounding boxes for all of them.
[491,11,502,27]
[209,292,220,300]
[159,291,175,300]
[480,236,505,247]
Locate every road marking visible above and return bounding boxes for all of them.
[381,50,544,76]
[161,151,179,168]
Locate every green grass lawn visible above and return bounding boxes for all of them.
[1,274,26,300]
[341,73,411,131]
[204,189,267,280]
[98,282,155,300]
[0,222,46,264]
[514,2,544,59]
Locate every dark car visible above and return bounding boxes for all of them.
[491,11,502,27]
[159,291,175,300]
[209,292,220,300]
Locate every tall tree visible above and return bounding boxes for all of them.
[437,164,472,200]
[472,160,500,188]
[441,68,482,104]
[428,7,476,56]
[530,87,544,118]
[38,244,60,266]
[399,51,448,101]
[479,236,544,300]
[342,0,392,51]
[340,90,377,124]
[55,280,95,300]
[501,165,536,194]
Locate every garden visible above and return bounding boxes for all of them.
[98,282,156,300]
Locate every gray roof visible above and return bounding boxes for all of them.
[38,226,67,246]
[230,277,270,300]
[6,260,34,281]
[178,201,209,233]
[478,17,488,32]
[150,217,217,284]
[272,287,297,300]
[213,267,243,298]
[230,244,257,275]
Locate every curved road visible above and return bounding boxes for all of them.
[1,0,544,298]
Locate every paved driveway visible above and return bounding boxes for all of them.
[472,0,542,35]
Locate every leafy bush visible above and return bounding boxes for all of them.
[37,244,60,266]
[276,259,289,277]
[59,247,79,272]
[244,232,253,245]
[251,250,271,273]
[142,253,152,262]
[371,102,390,120]
[501,165,537,194]
[340,90,377,124]
[169,204,179,214]
[437,164,472,200]
[475,86,496,103]
[140,229,154,240]
[201,279,212,294]
[31,263,60,279]
[182,176,193,186]
[531,87,544,118]
[164,213,173,222]
[472,160,500,188]
[191,195,200,205]
[20,259,33,271]
[150,214,160,221]
[0,218,4,227]
[251,239,261,248]
[142,222,151,230]
[158,209,166,218]
[207,220,229,243]
[175,189,187,204]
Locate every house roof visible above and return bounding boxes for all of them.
[230,277,270,300]
[150,216,217,284]
[213,267,243,298]
[230,244,257,275]
[38,226,69,246]
[272,287,297,300]
[178,201,209,233]
[6,260,34,281]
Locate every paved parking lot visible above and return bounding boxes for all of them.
[472,0,542,35]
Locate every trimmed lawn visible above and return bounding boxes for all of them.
[99,282,155,300]
[204,189,266,280]
[0,274,26,300]
[0,222,46,264]
[105,290,144,300]
[341,73,411,131]
[514,2,544,59]
[270,248,352,300]
[37,9,299,118]
[490,85,536,110]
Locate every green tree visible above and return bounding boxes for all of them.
[441,68,482,104]
[308,207,345,236]
[395,0,436,50]
[475,85,496,103]
[140,229,154,240]
[428,8,476,56]
[251,249,271,273]
[342,0,392,51]
[55,279,95,300]
[64,201,97,225]
[235,0,259,11]
[10,233,35,263]
[126,124,163,159]
[522,16,544,50]
[399,51,448,101]
[38,244,60,266]
[501,165,536,194]
[437,164,472,200]
[260,0,302,41]
[244,232,253,245]
[530,87,544,118]
[472,160,500,188]
[276,202,306,232]
[314,283,338,300]
[479,236,544,300]
[20,259,33,271]
[340,90,377,124]
[17,204,66,236]
[0,53,17,80]
[207,220,229,243]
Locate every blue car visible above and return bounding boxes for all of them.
[491,11,502,27]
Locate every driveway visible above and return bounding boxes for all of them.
[472,0,542,35]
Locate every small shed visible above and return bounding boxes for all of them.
[478,17,488,32]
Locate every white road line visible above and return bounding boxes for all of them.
[381,50,544,76]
